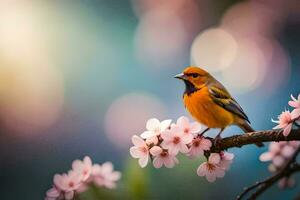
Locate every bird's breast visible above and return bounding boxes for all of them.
[183,88,234,128]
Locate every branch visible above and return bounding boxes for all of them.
[237,146,300,200]
[209,128,300,153]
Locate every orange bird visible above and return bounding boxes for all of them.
[175,66,263,146]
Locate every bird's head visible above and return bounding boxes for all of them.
[174,66,211,94]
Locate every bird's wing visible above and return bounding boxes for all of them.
[208,85,250,123]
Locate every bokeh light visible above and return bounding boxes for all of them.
[191,28,238,72]
[134,8,188,69]
[221,1,285,38]
[221,38,268,93]
[0,1,64,135]
[133,0,202,70]
[104,93,167,149]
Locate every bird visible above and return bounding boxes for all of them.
[174,66,263,147]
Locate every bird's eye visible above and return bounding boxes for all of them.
[192,73,199,78]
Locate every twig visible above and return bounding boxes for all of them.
[209,128,300,153]
[237,146,300,200]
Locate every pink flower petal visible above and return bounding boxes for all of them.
[168,145,180,155]
[146,118,160,131]
[150,146,163,156]
[181,133,193,144]
[196,163,207,176]
[159,119,172,131]
[140,131,154,139]
[138,156,149,168]
[206,173,217,183]
[101,162,113,174]
[176,116,190,128]
[153,157,163,168]
[273,155,285,167]
[164,157,176,168]
[130,147,145,158]
[145,136,158,145]
[259,152,274,162]
[222,152,234,161]
[46,188,60,198]
[209,153,221,164]
[281,145,295,158]
[289,101,299,108]
[291,109,300,120]
[283,124,292,136]
[132,135,146,146]
[179,143,189,154]
[83,156,92,166]
[189,122,202,134]
[200,138,212,150]
[53,174,65,190]
[215,168,226,178]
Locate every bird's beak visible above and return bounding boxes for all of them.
[174,73,187,80]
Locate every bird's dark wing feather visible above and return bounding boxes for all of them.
[208,85,250,123]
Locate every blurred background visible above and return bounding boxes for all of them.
[0,0,299,199]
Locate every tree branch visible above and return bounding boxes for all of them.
[237,146,300,200]
[209,128,300,153]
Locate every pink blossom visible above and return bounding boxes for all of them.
[72,156,92,182]
[151,146,179,168]
[188,137,212,159]
[218,152,234,170]
[175,116,202,136]
[197,153,225,182]
[130,135,150,168]
[145,136,158,145]
[260,142,299,172]
[140,118,171,139]
[272,110,295,136]
[92,162,121,189]
[289,94,300,109]
[281,145,295,158]
[45,187,62,200]
[272,155,285,167]
[278,177,295,189]
[53,171,82,200]
[161,126,193,155]
[259,142,281,162]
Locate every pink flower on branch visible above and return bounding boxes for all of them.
[130,135,150,168]
[151,146,179,168]
[174,116,202,136]
[289,94,300,120]
[72,156,92,182]
[219,152,234,170]
[188,136,212,159]
[92,162,121,189]
[45,157,121,200]
[45,187,62,200]
[278,177,295,189]
[260,141,300,176]
[197,153,225,182]
[53,171,82,200]
[161,126,193,155]
[140,118,171,139]
[289,94,300,109]
[272,110,299,136]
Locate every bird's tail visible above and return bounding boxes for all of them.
[238,123,264,147]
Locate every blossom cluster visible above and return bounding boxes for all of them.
[129,116,234,182]
[272,94,300,136]
[45,156,121,200]
[260,141,300,188]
